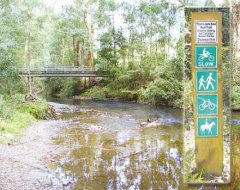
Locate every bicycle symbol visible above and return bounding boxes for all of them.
[199,99,216,110]
[198,48,214,62]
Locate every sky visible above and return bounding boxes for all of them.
[43,0,132,13]
[42,0,182,47]
[43,0,178,13]
[42,0,231,43]
[43,0,73,14]
[43,0,231,13]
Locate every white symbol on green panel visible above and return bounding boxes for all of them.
[199,48,214,61]
[200,119,216,135]
[199,99,215,110]
[197,117,218,137]
[197,94,218,115]
[195,46,217,68]
[196,70,217,92]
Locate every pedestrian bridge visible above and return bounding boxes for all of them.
[17,66,108,77]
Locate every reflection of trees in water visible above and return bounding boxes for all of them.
[54,126,240,189]
[55,128,183,189]
[232,131,240,189]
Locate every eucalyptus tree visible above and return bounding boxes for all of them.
[0,0,26,96]
[95,0,124,66]
[15,0,45,67]
[61,0,97,68]
[15,0,47,98]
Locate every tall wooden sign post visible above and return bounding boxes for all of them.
[192,12,223,175]
[184,8,230,184]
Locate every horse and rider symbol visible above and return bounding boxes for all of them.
[200,119,216,135]
[198,117,218,137]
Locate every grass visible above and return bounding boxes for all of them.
[184,168,208,183]
[0,94,48,143]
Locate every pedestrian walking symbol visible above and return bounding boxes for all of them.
[197,94,218,115]
[197,117,218,137]
[196,70,218,92]
[195,46,217,68]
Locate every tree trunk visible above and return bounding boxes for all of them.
[83,8,94,85]
[24,27,34,97]
[81,41,85,66]
[79,42,82,66]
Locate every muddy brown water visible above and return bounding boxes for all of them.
[49,99,240,190]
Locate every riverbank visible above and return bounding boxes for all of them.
[73,85,182,108]
[0,94,51,143]
[74,92,240,113]
[0,118,66,189]
[0,102,76,189]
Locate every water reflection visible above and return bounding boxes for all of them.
[54,127,183,189]
[50,99,240,189]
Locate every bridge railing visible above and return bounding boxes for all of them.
[15,66,109,77]
[17,66,95,73]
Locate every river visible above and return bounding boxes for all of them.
[48,99,240,189]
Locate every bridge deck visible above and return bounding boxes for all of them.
[17,66,108,77]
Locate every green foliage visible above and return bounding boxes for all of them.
[0,1,25,96]
[59,78,81,97]
[18,100,48,119]
[0,94,48,120]
[0,94,48,142]
[0,112,33,142]
[19,0,184,108]
[82,86,108,101]
[98,30,127,66]
[44,77,64,96]
[139,56,183,107]
[232,86,240,110]
[94,38,183,107]
[184,168,207,183]
[232,124,240,131]
[44,77,81,97]
[90,0,184,107]
[3,0,234,111]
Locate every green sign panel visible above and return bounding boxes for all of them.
[197,94,218,115]
[196,70,218,92]
[197,117,218,137]
[195,46,217,68]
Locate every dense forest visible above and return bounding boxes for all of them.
[0,0,239,133]
[0,0,191,108]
